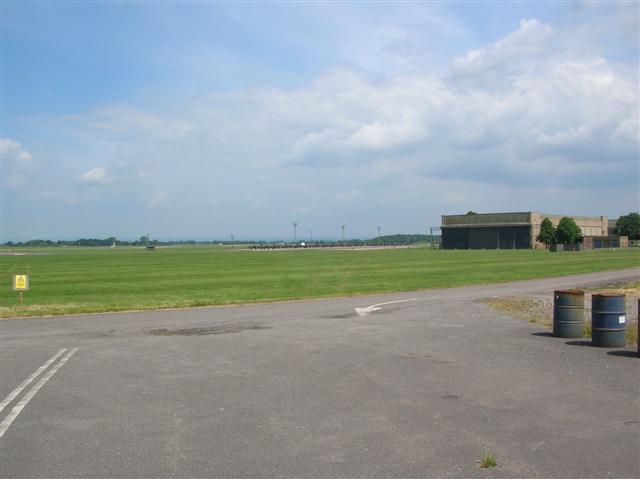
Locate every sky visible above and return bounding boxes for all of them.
[1,1,638,241]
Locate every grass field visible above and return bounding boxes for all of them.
[1,246,638,318]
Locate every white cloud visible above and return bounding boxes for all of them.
[57,26,636,228]
[451,19,553,84]
[347,120,430,151]
[538,126,592,146]
[5,14,637,238]
[75,167,108,184]
[0,138,32,163]
[612,118,639,143]
[1,138,35,188]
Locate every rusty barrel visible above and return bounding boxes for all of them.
[553,290,584,338]
[591,293,626,348]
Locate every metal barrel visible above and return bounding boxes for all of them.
[553,290,585,338]
[591,293,626,348]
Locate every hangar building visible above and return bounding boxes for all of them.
[441,212,613,250]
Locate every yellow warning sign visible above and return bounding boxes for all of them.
[13,275,29,291]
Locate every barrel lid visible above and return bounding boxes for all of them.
[554,289,584,295]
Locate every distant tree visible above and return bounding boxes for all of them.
[615,212,640,240]
[373,234,432,245]
[466,211,478,215]
[555,217,582,245]
[536,217,556,247]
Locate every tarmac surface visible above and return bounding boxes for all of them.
[1,268,639,478]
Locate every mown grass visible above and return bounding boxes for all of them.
[1,246,638,318]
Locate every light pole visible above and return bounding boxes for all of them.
[293,222,298,244]
[341,224,346,243]
[377,226,381,246]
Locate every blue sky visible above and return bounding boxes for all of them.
[2,1,638,240]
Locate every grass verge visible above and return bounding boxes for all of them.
[1,246,638,318]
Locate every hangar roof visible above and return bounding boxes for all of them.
[442,212,531,227]
[442,211,608,228]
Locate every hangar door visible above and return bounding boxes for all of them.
[443,226,531,249]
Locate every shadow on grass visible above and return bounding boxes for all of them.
[531,332,554,337]
[606,350,640,358]
[565,340,592,347]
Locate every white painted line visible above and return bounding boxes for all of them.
[0,348,78,439]
[0,349,67,413]
[355,299,417,317]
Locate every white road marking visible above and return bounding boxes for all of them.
[355,299,417,317]
[0,348,67,413]
[0,348,78,438]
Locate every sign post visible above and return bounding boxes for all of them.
[12,275,29,305]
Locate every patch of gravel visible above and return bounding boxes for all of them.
[484,285,639,344]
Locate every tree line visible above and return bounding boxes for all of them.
[3,236,192,247]
[3,233,441,248]
[371,234,438,245]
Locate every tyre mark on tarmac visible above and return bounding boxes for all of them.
[0,348,78,438]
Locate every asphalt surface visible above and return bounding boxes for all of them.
[1,269,639,479]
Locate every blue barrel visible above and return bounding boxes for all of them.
[591,293,626,347]
[553,290,584,338]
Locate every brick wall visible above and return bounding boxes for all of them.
[531,212,608,248]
